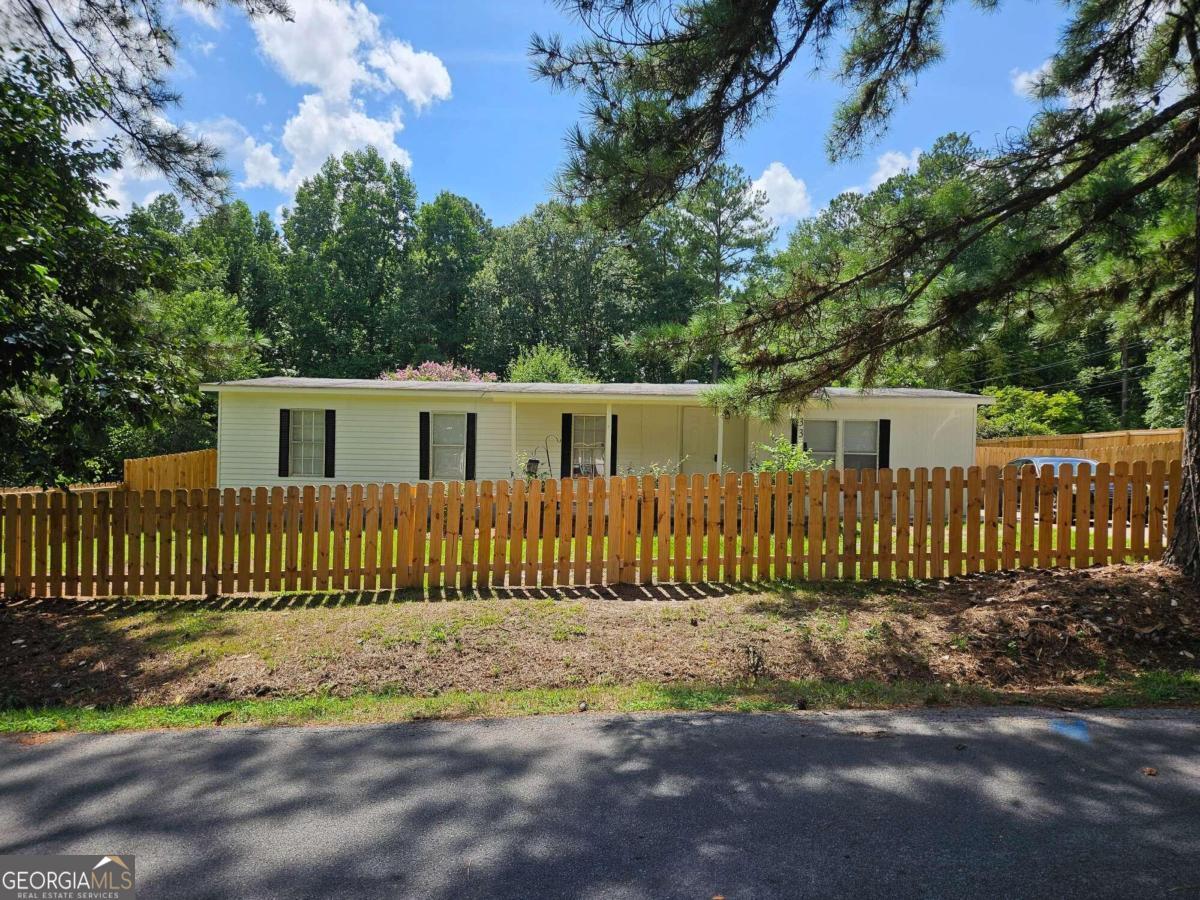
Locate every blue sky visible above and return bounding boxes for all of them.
[118,0,1067,233]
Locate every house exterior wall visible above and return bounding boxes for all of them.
[213,389,980,488]
[745,397,979,471]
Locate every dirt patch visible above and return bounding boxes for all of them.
[1,563,1197,708]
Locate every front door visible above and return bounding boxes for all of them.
[680,407,719,474]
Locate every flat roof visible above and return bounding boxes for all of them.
[202,377,991,402]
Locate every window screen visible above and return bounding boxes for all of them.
[804,420,837,467]
[289,409,325,476]
[572,415,606,477]
[843,420,879,471]
[431,413,467,480]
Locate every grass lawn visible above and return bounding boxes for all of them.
[1,561,1197,733]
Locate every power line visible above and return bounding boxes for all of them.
[1015,363,1154,395]
[947,340,1147,391]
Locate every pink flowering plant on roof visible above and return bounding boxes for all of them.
[379,361,499,382]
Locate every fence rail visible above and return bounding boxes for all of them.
[0,462,1182,599]
[123,448,218,493]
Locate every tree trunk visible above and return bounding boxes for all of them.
[1164,154,1200,578]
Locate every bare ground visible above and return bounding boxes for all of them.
[2,563,1198,709]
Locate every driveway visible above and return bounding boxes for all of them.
[2,708,1198,898]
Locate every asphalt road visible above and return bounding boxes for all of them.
[2,708,1198,899]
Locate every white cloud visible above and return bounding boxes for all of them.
[1011,60,1052,99]
[207,97,411,193]
[278,93,411,186]
[236,0,448,199]
[847,147,922,194]
[367,40,452,110]
[251,92,266,106]
[179,0,223,29]
[250,0,451,107]
[193,40,216,57]
[751,162,812,224]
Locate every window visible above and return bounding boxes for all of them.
[804,420,837,467]
[430,413,467,480]
[843,420,879,471]
[571,414,606,477]
[289,409,326,477]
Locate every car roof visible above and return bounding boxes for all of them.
[1008,455,1097,464]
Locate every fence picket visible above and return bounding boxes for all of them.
[540,479,557,587]
[396,484,415,589]
[739,473,754,582]
[653,476,669,584]
[588,478,604,586]
[806,469,824,581]
[559,478,575,586]
[895,469,911,580]
[913,469,928,580]
[316,486,332,592]
[442,482,457,590]
[1111,463,1129,563]
[270,487,287,593]
[1130,461,1148,562]
[1149,460,1165,560]
[756,473,771,580]
[461,481,476,589]
[929,468,945,579]
[221,489,237,595]
[841,469,858,581]
[412,483,430,591]
[948,467,964,577]
[189,489,205,596]
[824,469,840,580]
[237,487,253,594]
[33,493,49,598]
[877,470,893,581]
[95,491,111,597]
[204,489,219,597]
[1001,466,1018,570]
[428,482,445,589]
[706,474,721,582]
[279,487,296,591]
[860,469,876,581]
[478,481,494,588]
[1037,466,1055,569]
[983,466,1000,573]
[673,474,689,582]
[1055,467,1073,568]
[1074,466,1092,569]
[1019,467,1036,568]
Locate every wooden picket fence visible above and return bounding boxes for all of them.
[123,448,217,493]
[0,462,1182,600]
[979,428,1183,449]
[975,440,1181,469]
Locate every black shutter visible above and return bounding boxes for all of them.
[324,410,336,478]
[878,418,891,469]
[465,413,478,480]
[790,417,799,446]
[609,415,618,476]
[560,413,573,478]
[419,411,431,480]
[278,409,290,477]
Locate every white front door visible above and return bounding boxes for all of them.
[680,407,719,474]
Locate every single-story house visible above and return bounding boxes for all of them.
[200,378,993,489]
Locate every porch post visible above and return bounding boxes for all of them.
[605,403,613,477]
[510,402,517,478]
[716,411,724,473]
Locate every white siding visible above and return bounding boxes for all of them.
[214,389,980,488]
[745,397,979,471]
